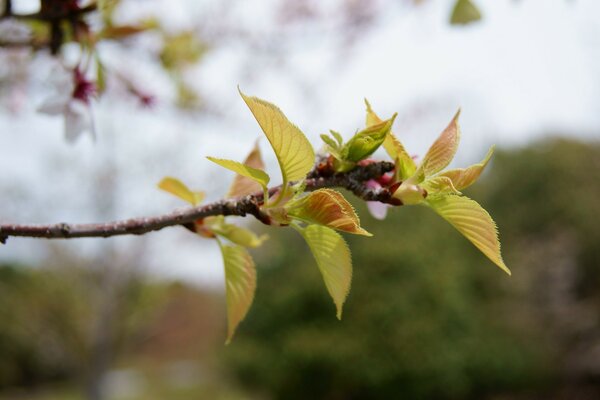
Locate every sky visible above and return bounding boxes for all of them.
[0,0,599,286]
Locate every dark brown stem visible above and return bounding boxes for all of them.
[0,161,395,243]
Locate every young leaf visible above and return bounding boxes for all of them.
[287,189,371,236]
[365,99,416,179]
[392,182,427,205]
[320,133,339,150]
[425,195,510,275]
[450,0,482,25]
[158,177,205,205]
[220,243,257,344]
[342,115,396,162]
[239,90,315,184]
[228,142,267,198]
[207,216,268,248]
[439,146,494,190]
[394,149,417,181]
[421,176,461,198]
[299,224,353,319]
[95,55,106,94]
[207,157,270,194]
[416,110,461,178]
[330,130,344,146]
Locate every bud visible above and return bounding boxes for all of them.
[392,182,427,205]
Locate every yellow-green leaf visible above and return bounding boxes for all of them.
[287,189,371,236]
[450,0,482,25]
[207,156,270,196]
[392,182,427,205]
[227,142,267,198]
[320,133,339,150]
[299,225,352,319]
[365,99,416,179]
[330,130,343,146]
[421,176,461,198]
[239,90,315,183]
[221,243,257,344]
[439,146,494,190]
[207,216,268,248]
[342,114,396,162]
[416,110,461,179]
[157,177,205,205]
[426,195,510,275]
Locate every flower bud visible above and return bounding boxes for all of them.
[392,182,427,205]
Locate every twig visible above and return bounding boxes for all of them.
[0,161,395,243]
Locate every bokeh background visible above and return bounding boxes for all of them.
[1,0,599,399]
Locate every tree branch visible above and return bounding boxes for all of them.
[0,161,395,243]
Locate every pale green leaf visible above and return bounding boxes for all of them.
[95,55,106,94]
[227,142,267,198]
[450,0,482,25]
[426,195,510,275]
[299,224,353,319]
[239,90,315,183]
[395,149,417,181]
[287,189,371,236]
[157,177,205,205]
[221,243,257,344]
[330,130,343,146]
[207,216,268,248]
[342,114,396,162]
[207,157,270,194]
[439,146,494,190]
[392,182,427,205]
[365,99,416,179]
[320,134,340,152]
[416,110,461,178]
[421,176,461,197]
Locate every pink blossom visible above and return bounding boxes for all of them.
[38,67,96,143]
[365,179,391,220]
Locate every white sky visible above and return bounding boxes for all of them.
[0,0,599,286]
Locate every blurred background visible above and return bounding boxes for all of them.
[1,0,599,399]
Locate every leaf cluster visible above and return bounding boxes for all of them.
[159,91,509,343]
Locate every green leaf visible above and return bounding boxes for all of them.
[207,216,268,248]
[330,130,343,146]
[342,114,397,162]
[392,182,427,205]
[450,0,482,25]
[320,134,340,151]
[95,55,106,94]
[320,133,343,160]
[220,243,257,344]
[421,176,461,198]
[287,189,372,236]
[160,31,206,70]
[227,141,267,198]
[415,110,461,179]
[394,150,417,181]
[157,177,205,205]
[426,195,510,275]
[207,156,270,195]
[239,90,315,184]
[439,146,494,190]
[298,225,353,319]
[365,99,416,179]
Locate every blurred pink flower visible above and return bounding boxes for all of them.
[365,179,390,220]
[38,67,96,143]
